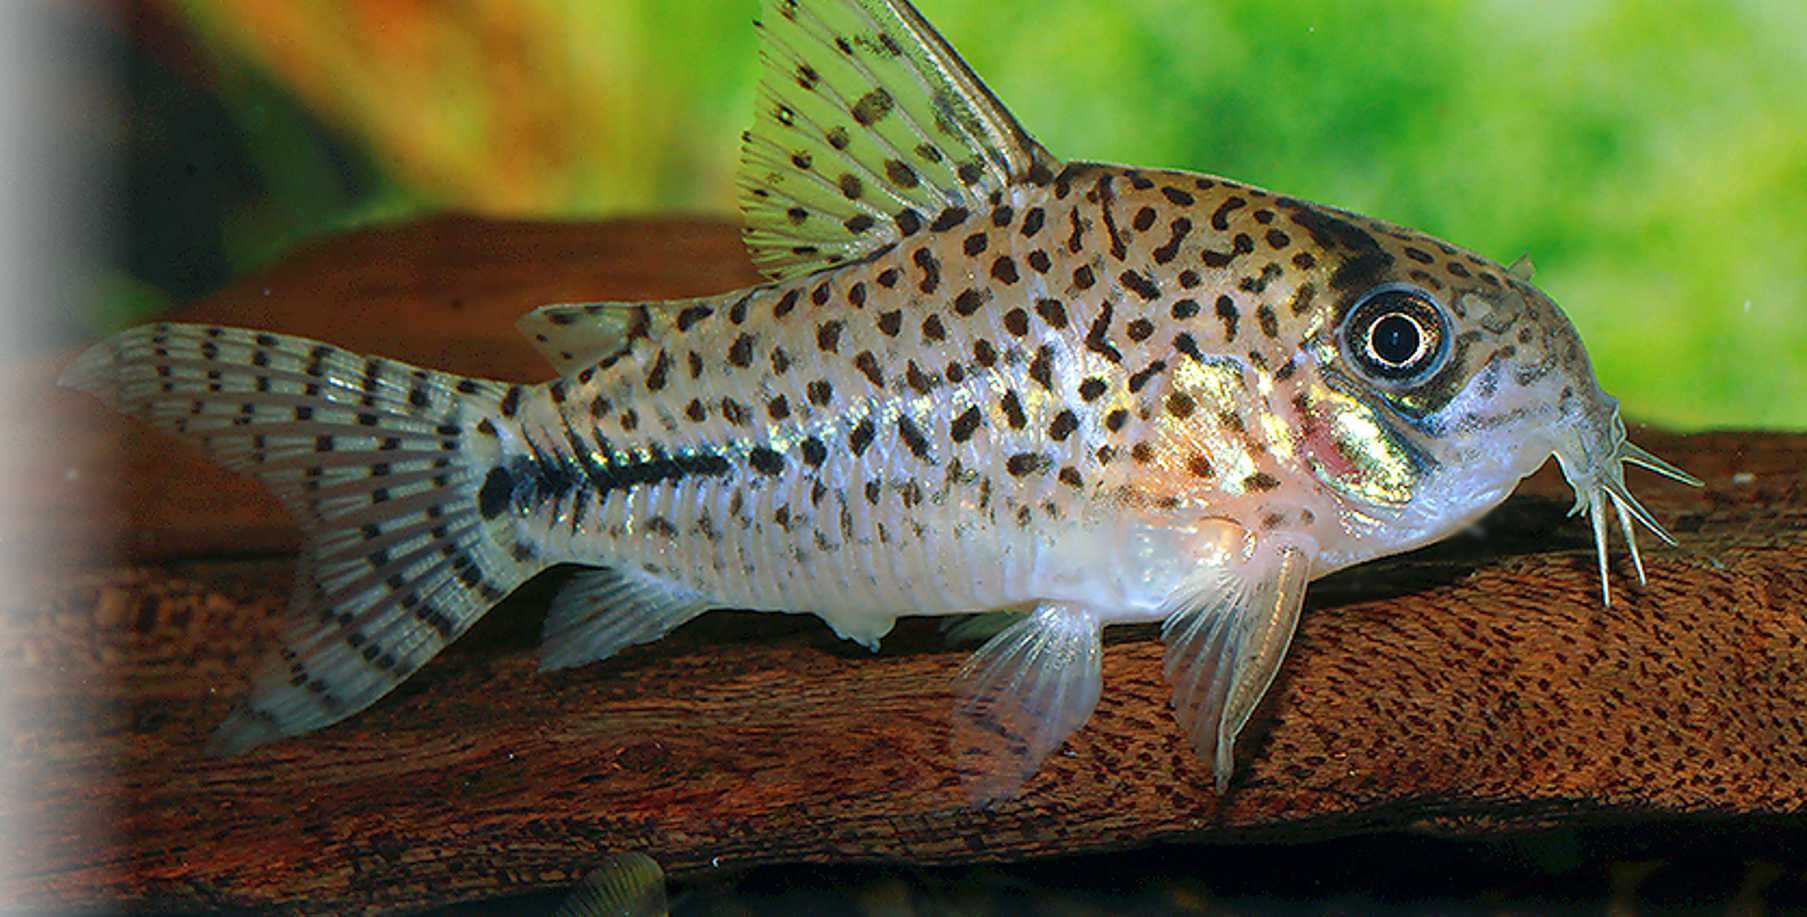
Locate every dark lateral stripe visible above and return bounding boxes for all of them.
[492,431,733,521]
[583,450,732,496]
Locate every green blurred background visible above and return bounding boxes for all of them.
[97,0,1805,429]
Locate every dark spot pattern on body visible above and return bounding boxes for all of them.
[1257,305,1279,338]
[1067,208,1086,253]
[854,351,884,387]
[898,416,933,460]
[713,396,747,426]
[905,360,936,395]
[1211,196,1246,231]
[954,288,985,316]
[1215,296,1240,341]
[775,289,801,318]
[728,333,755,368]
[1021,207,1045,236]
[1288,282,1317,316]
[1128,360,1167,393]
[1004,308,1029,337]
[1154,218,1192,264]
[1006,453,1050,477]
[913,248,941,293]
[931,207,969,232]
[1001,390,1027,429]
[1120,270,1159,301]
[1240,262,1284,294]
[645,349,672,391]
[992,256,1019,284]
[1028,346,1054,390]
[950,405,982,442]
[1085,300,1122,363]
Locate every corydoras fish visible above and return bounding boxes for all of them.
[62,0,1698,802]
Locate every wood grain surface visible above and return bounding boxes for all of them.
[4,216,1802,913]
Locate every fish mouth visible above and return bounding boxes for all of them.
[1552,410,1702,606]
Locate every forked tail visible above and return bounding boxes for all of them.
[61,323,542,753]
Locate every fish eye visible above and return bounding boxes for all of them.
[1342,285,1450,384]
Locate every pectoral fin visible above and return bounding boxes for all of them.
[950,603,1102,805]
[1161,540,1312,792]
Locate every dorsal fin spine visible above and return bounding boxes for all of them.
[860,0,1045,182]
[784,2,987,192]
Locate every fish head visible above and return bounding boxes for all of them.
[1277,202,1698,598]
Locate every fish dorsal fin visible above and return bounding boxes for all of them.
[738,0,1060,281]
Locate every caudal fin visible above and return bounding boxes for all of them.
[62,323,542,754]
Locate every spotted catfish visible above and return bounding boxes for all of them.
[62,0,1697,801]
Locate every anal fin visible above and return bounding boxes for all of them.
[540,566,711,671]
[1161,539,1312,792]
[950,603,1102,805]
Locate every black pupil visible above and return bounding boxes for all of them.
[1370,313,1421,366]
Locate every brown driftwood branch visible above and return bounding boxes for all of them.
[5,217,1803,913]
